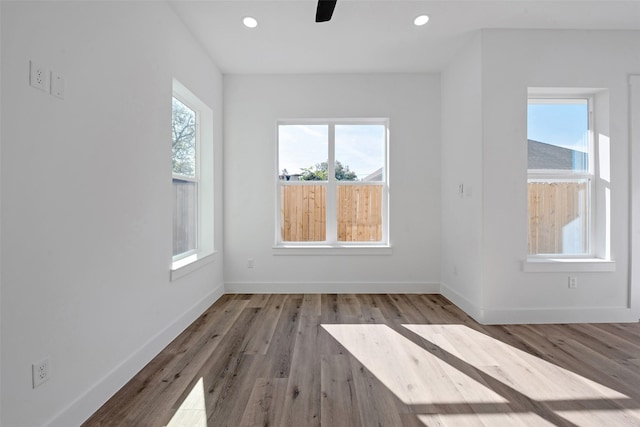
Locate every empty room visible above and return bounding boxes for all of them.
[1,1,640,426]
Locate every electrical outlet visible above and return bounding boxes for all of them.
[568,276,578,289]
[247,258,254,268]
[32,357,50,388]
[29,61,49,92]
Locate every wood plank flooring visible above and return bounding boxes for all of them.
[83,294,640,426]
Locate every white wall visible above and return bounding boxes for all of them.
[0,1,3,422]
[1,2,224,426]
[440,33,484,319]
[224,74,441,292]
[631,75,640,324]
[479,29,640,323]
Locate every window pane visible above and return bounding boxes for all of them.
[528,179,589,255]
[527,100,589,172]
[172,97,197,177]
[337,184,382,242]
[280,185,326,241]
[173,179,197,256]
[279,125,328,181]
[335,124,385,181]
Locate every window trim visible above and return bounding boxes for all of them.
[527,95,594,258]
[171,79,215,276]
[172,95,201,262]
[275,118,390,249]
[524,87,613,271]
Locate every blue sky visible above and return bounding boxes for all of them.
[279,124,385,180]
[527,101,589,152]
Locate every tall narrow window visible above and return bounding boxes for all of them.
[172,96,199,259]
[527,97,592,256]
[277,120,388,246]
[171,80,214,274]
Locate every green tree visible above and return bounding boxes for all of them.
[299,161,358,181]
[172,97,196,176]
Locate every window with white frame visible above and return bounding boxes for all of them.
[276,120,388,246]
[171,80,214,273]
[527,96,593,256]
[172,96,198,258]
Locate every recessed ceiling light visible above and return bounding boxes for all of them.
[243,16,258,28]
[414,15,430,26]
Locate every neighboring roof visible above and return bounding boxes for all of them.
[362,167,383,182]
[279,173,302,181]
[528,139,587,170]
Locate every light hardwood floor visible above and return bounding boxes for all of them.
[83,294,640,426]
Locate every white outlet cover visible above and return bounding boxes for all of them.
[32,357,50,388]
[29,61,49,92]
[50,71,64,99]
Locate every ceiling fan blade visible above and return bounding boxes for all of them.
[316,0,337,22]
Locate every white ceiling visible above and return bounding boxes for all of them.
[169,0,640,74]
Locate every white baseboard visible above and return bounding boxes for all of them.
[480,306,640,325]
[224,281,440,294]
[440,281,639,325]
[47,283,225,427]
[439,282,485,323]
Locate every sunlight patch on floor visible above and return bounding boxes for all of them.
[165,377,207,427]
[557,409,640,426]
[403,324,629,402]
[321,324,507,405]
[323,323,640,425]
[417,412,555,426]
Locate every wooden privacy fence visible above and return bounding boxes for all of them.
[173,179,197,256]
[528,181,588,254]
[280,185,382,242]
[337,185,382,242]
[280,185,326,241]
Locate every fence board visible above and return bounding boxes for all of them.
[337,185,382,242]
[528,181,588,254]
[280,186,326,242]
[173,179,197,256]
[296,186,304,240]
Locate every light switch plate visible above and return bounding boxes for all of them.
[50,71,64,99]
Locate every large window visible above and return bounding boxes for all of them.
[276,120,388,246]
[171,80,214,274]
[527,97,592,256]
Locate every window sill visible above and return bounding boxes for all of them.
[171,252,216,281]
[272,245,392,256]
[522,257,616,273]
